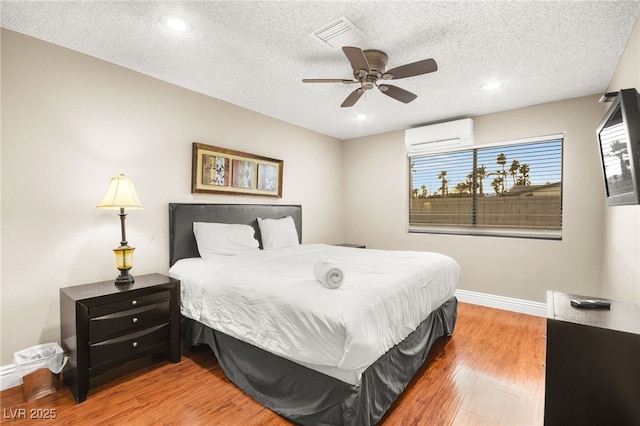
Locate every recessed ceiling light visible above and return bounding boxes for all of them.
[480,81,503,91]
[161,15,192,33]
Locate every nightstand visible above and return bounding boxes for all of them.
[60,273,180,402]
[334,243,366,249]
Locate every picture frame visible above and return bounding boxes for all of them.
[192,142,283,197]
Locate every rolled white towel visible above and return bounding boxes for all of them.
[313,259,345,289]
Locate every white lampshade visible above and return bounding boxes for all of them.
[97,174,144,210]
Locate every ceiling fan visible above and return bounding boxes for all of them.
[302,46,438,108]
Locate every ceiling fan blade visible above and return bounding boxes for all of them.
[384,58,437,80]
[378,84,417,103]
[341,88,364,108]
[342,46,370,74]
[302,79,358,84]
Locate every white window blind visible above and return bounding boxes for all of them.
[409,136,563,239]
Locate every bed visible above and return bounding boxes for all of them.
[168,203,459,425]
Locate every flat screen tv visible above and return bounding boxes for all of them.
[596,88,640,206]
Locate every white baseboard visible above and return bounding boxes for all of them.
[455,289,546,317]
[0,364,22,391]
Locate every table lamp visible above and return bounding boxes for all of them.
[97,174,143,285]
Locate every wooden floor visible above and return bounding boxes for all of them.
[0,303,546,425]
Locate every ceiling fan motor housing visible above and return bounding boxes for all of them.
[355,49,389,89]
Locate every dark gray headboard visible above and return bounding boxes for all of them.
[169,203,302,266]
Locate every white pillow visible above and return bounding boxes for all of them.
[258,216,299,250]
[193,222,259,258]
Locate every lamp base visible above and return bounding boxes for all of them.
[115,270,135,286]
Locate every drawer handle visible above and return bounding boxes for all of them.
[131,300,138,306]
[132,317,138,323]
[132,341,138,348]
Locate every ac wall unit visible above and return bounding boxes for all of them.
[405,118,474,155]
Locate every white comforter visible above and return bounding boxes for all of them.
[169,244,459,374]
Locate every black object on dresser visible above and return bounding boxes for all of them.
[544,291,640,426]
[60,273,180,402]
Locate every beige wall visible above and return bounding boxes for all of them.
[342,95,606,304]
[601,16,640,305]
[0,30,344,364]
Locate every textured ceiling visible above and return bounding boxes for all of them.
[2,1,639,140]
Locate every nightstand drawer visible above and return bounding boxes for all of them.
[89,322,170,369]
[89,300,170,342]
[90,290,170,318]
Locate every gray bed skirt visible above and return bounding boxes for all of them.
[182,297,457,425]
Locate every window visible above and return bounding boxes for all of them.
[408,135,563,239]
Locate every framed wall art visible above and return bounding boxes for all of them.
[192,142,283,197]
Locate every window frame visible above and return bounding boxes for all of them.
[407,133,564,240]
